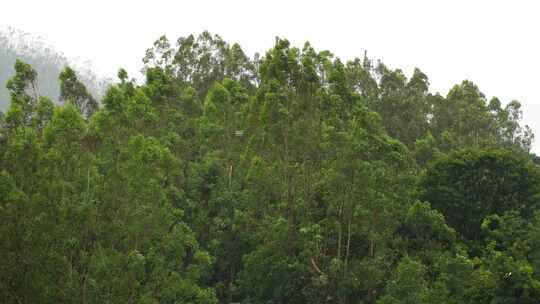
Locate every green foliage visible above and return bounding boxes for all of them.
[0,33,539,304]
[377,257,429,304]
[400,201,456,259]
[420,149,540,243]
[59,66,99,117]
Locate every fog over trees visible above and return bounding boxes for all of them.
[0,28,107,110]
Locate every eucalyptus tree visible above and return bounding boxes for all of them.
[59,66,98,118]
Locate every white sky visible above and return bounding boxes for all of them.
[1,0,539,151]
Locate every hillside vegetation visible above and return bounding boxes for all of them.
[1,32,539,304]
[0,28,106,110]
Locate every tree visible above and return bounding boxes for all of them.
[1,31,538,304]
[420,149,540,243]
[59,66,99,118]
[377,257,429,304]
[0,28,106,110]
[6,60,39,123]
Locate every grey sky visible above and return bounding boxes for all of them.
[2,0,539,151]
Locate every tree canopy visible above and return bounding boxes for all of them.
[0,31,539,304]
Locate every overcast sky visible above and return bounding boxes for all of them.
[2,0,539,151]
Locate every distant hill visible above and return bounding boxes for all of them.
[0,28,108,110]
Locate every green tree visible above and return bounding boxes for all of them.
[420,149,540,244]
[59,66,99,118]
[377,257,429,304]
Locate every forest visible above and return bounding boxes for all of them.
[1,31,540,303]
[0,28,106,110]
